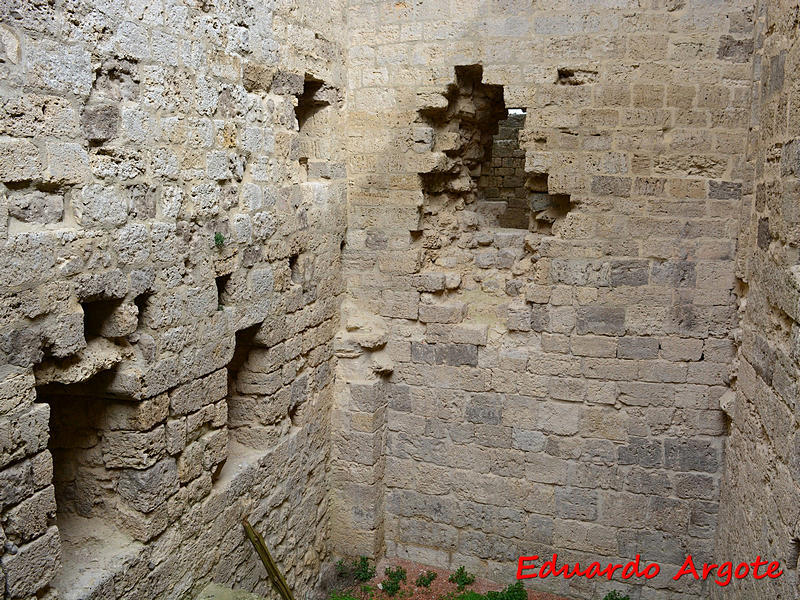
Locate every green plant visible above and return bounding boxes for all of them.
[352,556,376,582]
[336,560,348,577]
[381,566,407,597]
[214,232,225,248]
[486,582,526,600]
[602,592,630,600]
[448,566,475,591]
[329,591,359,600]
[415,570,438,588]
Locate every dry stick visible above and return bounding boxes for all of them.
[243,518,296,600]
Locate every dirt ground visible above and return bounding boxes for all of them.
[336,557,572,600]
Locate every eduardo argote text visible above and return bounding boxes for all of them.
[517,554,784,587]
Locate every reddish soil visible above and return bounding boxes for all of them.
[338,557,571,600]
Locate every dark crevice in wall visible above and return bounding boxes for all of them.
[215,274,231,308]
[556,67,598,85]
[81,299,123,340]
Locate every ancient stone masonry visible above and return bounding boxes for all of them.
[713,1,800,598]
[0,0,347,598]
[0,0,798,599]
[339,1,753,598]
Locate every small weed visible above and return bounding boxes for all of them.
[214,232,225,248]
[381,566,407,597]
[336,560,348,577]
[602,592,631,600]
[415,570,438,588]
[448,566,475,591]
[353,556,377,582]
[329,592,359,600]
[486,582,526,600]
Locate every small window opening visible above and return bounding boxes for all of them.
[133,293,150,329]
[289,253,302,285]
[788,538,800,570]
[215,273,231,308]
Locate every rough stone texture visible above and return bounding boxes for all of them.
[0,1,796,600]
[712,1,800,598]
[0,0,346,598]
[336,2,751,599]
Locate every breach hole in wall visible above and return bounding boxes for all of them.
[477,108,528,229]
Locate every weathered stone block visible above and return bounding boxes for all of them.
[118,457,179,512]
[8,191,63,224]
[555,487,597,521]
[1,526,60,599]
[169,369,227,415]
[3,486,56,544]
[664,438,720,473]
[0,140,40,182]
[82,103,120,143]
[576,306,626,335]
[418,302,466,323]
[75,184,130,228]
[102,427,166,469]
[44,141,89,184]
[465,393,502,425]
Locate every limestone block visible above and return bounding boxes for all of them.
[576,306,626,335]
[0,366,35,416]
[169,369,227,415]
[3,485,56,544]
[117,457,179,512]
[0,526,61,599]
[112,498,169,542]
[105,394,169,431]
[81,103,121,143]
[418,302,467,324]
[43,141,90,184]
[75,184,130,228]
[0,140,40,182]
[102,427,166,469]
[0,402,49,469]
[7,191,63,224]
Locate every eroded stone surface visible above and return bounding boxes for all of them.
[0,1,789,600]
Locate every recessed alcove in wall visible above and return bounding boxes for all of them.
[215,273,231,308]
[35,382,139,598]
[295,75,333,180]
[225,324,260,448]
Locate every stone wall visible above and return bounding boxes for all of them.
[335,1,753,598]
[3,1,799,599]
[713,1,800,597]
[0,0,347,598]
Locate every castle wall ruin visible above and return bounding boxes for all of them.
[0,0,798,599]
